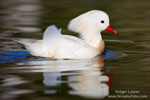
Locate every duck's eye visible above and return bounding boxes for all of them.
[101,20,104,24]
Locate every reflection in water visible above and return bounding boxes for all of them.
[0,75,32,100]
[68,67,109,99]
[40,55,112,99]
[0,51,115,99]
[0,50,116,99]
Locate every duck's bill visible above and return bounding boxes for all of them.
[106,25,117,34]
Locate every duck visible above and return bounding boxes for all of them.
[14,10,116,59]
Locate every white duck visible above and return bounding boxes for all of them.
[14,10,116,59]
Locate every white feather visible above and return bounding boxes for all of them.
[43,25,63,55]
[13,39,48,57]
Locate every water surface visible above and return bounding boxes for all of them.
[0,0,150,100]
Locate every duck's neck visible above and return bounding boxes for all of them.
[79,30,103,49]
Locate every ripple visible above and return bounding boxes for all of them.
[105,39,135,43]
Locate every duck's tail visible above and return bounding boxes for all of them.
[13,38,48,57]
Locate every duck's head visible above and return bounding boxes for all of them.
[68,10,116,34]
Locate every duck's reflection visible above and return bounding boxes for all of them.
[68,64,109,99]
[41,55,112,99]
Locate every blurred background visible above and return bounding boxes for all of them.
[0,0,150,100]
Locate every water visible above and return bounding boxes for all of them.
[0,0,150,100]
